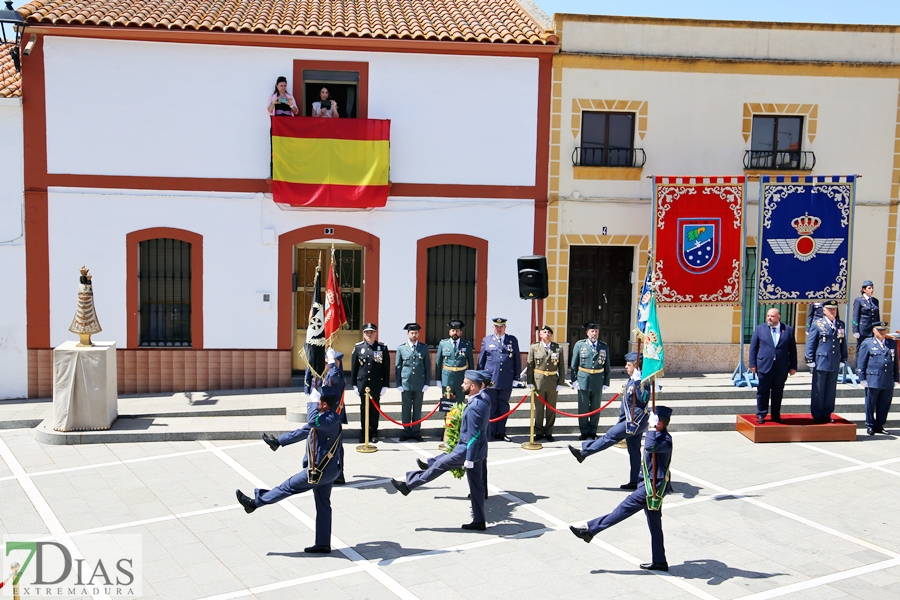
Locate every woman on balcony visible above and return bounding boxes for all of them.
[312,86,340,119]
[267,76,299,116]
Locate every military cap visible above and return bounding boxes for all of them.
[320,386,338,404]
[403,323,421,331]
[873,321,889,330]
[822,300,839,308]
[862,280,874,288]
[362,322,377,332]
[655,405,673,419]
[539,325,553,334]
[624,352,639,363]
[464,369,490,384]
[332,351,344,360]
[448,319,465,328]
[583,321,600,330]
[492,317,508,325]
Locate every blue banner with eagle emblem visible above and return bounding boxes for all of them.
[757,175,855,302]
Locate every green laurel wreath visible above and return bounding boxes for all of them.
[443,401,466,479]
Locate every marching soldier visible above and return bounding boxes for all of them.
[570,322,611,440]
[322,348,348,484]
[478,317,521,441]
[852,280,880,351]
[856,321,899,435]
[526,325,566,441]
[351,323,390,443]
[436,319,475,403]
[805,300,848,424]
[570,406,674,572]
[568,352,649,489]
[395,323,431,441]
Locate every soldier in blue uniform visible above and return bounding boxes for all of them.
[805,299,848,424]
[436,320,475,404]
[395,323,432,441]
[322,348,347,484]
[852,280,880,352]
[237,386,343,554]
[570,406,674,572]
[856,321,899,435]
[391,370,492,531]
[478,318,521,441]
[351,323,390,443]
[569,322,611,440]
[568,352,649,489]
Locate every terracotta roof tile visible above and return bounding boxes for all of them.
[21,0,556,44]
[0,44,21,98]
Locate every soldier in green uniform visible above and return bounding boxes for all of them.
[570,321,610,440]
[526,325,566,441]
[436,319,475,404]
[395,323,431,441]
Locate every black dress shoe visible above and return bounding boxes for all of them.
[391,478,411,496]
[569,525,593,543]
[867,427,874,435]
[334,476,346,485]
[545,434,555,442]
[756,416,765,425]
[589,434,598,440]
[304,545,332,554]
[771,416,783,423]
[568,444,586,464]
[620,482,638,491]
[640,562,668,572]
[414,435,424,442]
[461,521,486,531]
[579,434,588,441]
[371,437,379,444]
[876,427,886,434]
[262,433,280,451]
[416,458,429,470]
[501,435,512,442]
[235,489,256,514]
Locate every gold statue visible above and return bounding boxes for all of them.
[69,266,102,347]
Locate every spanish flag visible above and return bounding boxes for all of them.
[272,117,390,208]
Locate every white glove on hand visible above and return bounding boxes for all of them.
[602,385,609,392]
[309,388,322,403]
[571,381,580,391]
[861,380,868,388]
[648,411,659,428]
[894,382,900,389]
[853,332,860,339]
[464,460,474,469]
[806,362,816,368]
[839,363,845,370]
[556,385,565,392]
[422,385,429,393]
[354,388,360,397]
[380,387,388,396]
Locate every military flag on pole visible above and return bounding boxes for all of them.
[641,293,665,383]
[300,256,326,378]
[323,250,348,346]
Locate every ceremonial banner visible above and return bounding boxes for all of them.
[653,176,745,305]
[272,116,390,208]
[300,260,326,378]
[757,175,855,302]
[641,293,665,382]
[636,249,653,334]
[323,249,348,345]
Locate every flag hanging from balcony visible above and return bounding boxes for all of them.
[653,176,745,306]
[757,175,855,302]
[272,117,390,208]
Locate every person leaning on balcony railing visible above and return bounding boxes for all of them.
[267,76,299,116]
[312,86,340,119]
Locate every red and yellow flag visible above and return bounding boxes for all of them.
[272,117,390,208]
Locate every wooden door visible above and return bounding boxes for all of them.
[566,246,634,366]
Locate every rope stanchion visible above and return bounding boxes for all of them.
[369,397,442,427]
[356,387,377,454]
[489,391,529,423]
[535,391,619,418]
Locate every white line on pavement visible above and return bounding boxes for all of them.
[739,558,900,600]
[197,565,367,600]
[796,442,900,477]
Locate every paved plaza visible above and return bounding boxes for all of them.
[1,423,899,599]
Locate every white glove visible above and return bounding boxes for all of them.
[853,332,860,339]
[861,380,868,388]
[839,363,845,370]
[556,385,565,392]
[380,387,388,396]
[464,460,474,469]
[806,362,816,368]
[309,388,321,403]
[648,411,659,428]
[353,388,360,397]
[602,385,609,392]
[571,381,580,390]
[422,385,429,393]
[894,382,900,389]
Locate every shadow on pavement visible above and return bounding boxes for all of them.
[592,559,784,584]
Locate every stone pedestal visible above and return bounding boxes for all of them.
[53,341,118,431]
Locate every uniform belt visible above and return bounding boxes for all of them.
[443,365,467,372]
[579,367,604,374]
[534,368,559,377]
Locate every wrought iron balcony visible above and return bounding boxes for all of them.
[573,146,646,168]
[743,150,816,171]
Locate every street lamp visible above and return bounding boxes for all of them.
[0,0,26,72]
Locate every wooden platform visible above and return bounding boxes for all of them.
[736,414,858,443]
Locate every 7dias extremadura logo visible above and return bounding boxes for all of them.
[3,535,142,598]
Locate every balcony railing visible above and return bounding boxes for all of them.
[743,150,816,171]
[573,146,647,168]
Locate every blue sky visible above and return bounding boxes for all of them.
[533,0,899,25]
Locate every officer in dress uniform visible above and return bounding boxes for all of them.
[391,369,492,531]
[237,386,343,554]
[568,352,649,489]
[805,299,848,424]
[570,322,611,440]
[478,318,521,441]
[395,323,431,441]
[570,406,674,572]
[856,321,899,435]
[322,348,347,484]
[436,320,475,404]
[526,325,566,441]
[852,280,880,352]
[351,323,390,443]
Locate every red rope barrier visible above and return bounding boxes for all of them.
[369,396,443,427]
[536,391,619,418]
[489,392,529,423]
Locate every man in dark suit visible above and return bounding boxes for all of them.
[351,323,391,443]
[749,308,798,424]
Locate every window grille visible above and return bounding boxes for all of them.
[425,245,477,347]
[138,238,192,346]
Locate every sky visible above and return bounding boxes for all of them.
[533,0,900,25]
